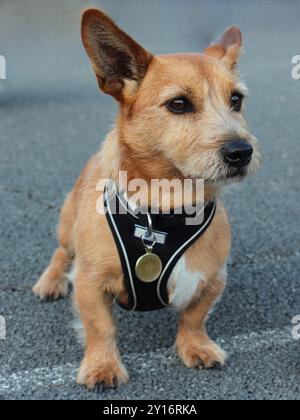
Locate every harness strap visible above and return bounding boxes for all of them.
[105,189,217,311]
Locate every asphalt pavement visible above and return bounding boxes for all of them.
[0,0,299,400]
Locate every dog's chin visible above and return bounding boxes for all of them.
[206,166,249,187]
[226,167,248,180]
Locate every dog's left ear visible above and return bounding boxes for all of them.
[204,26,242,69]
[81,9,153,101]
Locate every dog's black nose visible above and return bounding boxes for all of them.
[223,140,253,168]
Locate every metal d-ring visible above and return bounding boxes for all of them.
[146,213,153,238]
[142,213,156,250]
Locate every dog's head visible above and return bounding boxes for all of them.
[82,9,260,185]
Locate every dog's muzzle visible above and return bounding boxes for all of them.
[222,140,253,168]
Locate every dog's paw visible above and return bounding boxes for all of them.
[77,358,129,391]
[177,338,227,369]
[33,273,68,301]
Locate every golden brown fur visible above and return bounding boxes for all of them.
[33,9,260,389]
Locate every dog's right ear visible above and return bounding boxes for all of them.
[81,9,153,101]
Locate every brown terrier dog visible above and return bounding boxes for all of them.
[33,9,260,390]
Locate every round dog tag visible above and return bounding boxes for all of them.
[135,252,163,283]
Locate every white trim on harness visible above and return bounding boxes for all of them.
[106,189,138,311]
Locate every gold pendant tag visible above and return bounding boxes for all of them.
[135,250,163,283]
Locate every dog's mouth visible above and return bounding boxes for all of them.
[186,165,248,185]
[226,167,248,179]
[205,165,249,185]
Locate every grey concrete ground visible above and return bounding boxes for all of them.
[0,0,299,400]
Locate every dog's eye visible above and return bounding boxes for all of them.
[230,92,244,112]
[166,97,194,114]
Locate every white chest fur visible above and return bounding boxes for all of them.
[167,256,205,309]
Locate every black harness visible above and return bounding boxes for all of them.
[104,189,216,312]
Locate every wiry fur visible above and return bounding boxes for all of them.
[33,9,260,390]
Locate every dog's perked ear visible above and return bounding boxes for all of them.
[204,26,243,69]
[81,9,153,101]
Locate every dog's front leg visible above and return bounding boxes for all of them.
[74,270,128,390]
[176,273,227,369]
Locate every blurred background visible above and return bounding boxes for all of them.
[0,0,299,400]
